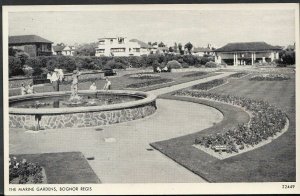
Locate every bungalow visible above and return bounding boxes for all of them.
[129,39,153,55]
[9,35,53,57]
[214,42,282,66]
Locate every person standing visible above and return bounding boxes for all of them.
[103,77,111,90]
[26,83,35,94]
[71,69,81,98]
[51,71,59,91]
[89,82,97,91]
[20,83,27,95]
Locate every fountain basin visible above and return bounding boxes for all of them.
[9,90,157,130]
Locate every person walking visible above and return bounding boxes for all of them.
[51,70,59,91]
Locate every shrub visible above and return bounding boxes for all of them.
[182,62,190,68]
[9,156,44,184]
[200,57,211,65]
[16,52,29,65]
[26,58,43,76]
[46,59,59,72]
[129,73,161,79]
[229,72,248,78]
[57,56,77,72]
[250,74,290,81]
[105,59,127,69]
[9,56,23,77]
[205,61,218,68]
[166,60,182,69]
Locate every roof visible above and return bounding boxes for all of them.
[53,45,65,52]
[214,42,282,52]
[9,35,53,44]
[193,47,212,53]
[129,39,153,49]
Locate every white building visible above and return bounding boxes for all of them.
[95,37,152,57]
[214,42,282,66]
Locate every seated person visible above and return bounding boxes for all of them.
[156,66,161,73]
[89,82,97,91]
[26,83,35,94]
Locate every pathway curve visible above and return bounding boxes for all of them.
[10,71,234,183]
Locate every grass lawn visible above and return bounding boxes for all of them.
[9,70,220,96]
[151,72,295,182]
[10,152,100,184]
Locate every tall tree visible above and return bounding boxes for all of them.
[158,42,166,47]
[168,47,174,52]
[178,43,184,55]
[174,42,178,53]
[184,42,193,54]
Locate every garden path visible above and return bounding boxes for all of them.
[10,99,223,183]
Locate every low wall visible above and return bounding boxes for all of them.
[9,90,156,130]
[64,71,105,82]
[9,77,33,89]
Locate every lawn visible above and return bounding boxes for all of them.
[10,152,101,184]
[151,72,295,182]
[9,69,220,96]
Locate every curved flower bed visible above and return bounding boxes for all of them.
[129,73,161,79]
[191,79,226,91]
[126,78,173,88]
[250,74,290,81]
[229,72,248,78]
[174,90,287,154]
[9,156,44,184]
[182,72,208,78]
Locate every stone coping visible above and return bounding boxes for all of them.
[9,90,156,115]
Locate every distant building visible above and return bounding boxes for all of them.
[9,35,53,57]
[214,42,282,66]
[52,45,76,56]
[193,44,214,56]
[95,36,152,57]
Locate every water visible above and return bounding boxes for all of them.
[10,94,142,109]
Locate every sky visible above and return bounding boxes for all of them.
[8,9,296,48]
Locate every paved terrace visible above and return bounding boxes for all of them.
[10,72,234,183]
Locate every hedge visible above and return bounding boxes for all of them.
[10,54,217,77]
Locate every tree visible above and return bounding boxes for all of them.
[148,42,152,46]
[174,42,178,53]
[158,42,166,47]
[279,49,295,65]
[184,42,193,54]
[178,43,184,55]
[169,47,174,53]
[74,43,97,56]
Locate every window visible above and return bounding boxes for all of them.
[111,48,125,53]
[41,44,50,52]
[118,37,124,44]
[99,40,105,45]
[133,48,140,52]
[96,49,105,53]
[110,39,113,44]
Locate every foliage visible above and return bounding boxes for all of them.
[204,61,218,68]
[178,43,184,55]
[25,58,43,76]
[174,90,287,154]
[166,60,182,69]
[250,74,290,81]
[129,73,161,79]
[74,43,97,56]
[9,56,23,76]
[184,42,193,54]
[46,59,59,72]
[16,52,30,65]
[191,79,226,90]
[278,50,295,65]
[9,156,43,184]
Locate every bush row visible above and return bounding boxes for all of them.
[9,54,216,77]
[182,72,208,78]
[191,79,226,91]
[174,90,287,154]
[249,74,290,81]
[229,72,248,78]
[126,78,173,89]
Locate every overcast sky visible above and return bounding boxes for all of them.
[8,9,295,48]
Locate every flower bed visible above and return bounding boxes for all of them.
[182,71,208,78]
[249,74,290,81]
[174,90,287,154]
[129,73,161,79]
[191,79,226,91]
[229,72,248,78]
[126,78,173,89]
[9,156,45,184]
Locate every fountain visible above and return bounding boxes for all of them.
[9,69,157,130]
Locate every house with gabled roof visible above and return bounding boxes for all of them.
[214,42,282,66]
[9,35,53,57]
